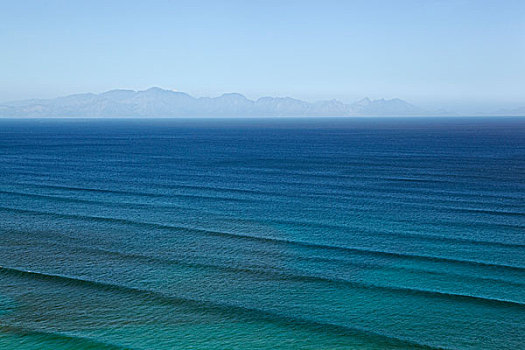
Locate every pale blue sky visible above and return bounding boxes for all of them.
[1,0,524,110]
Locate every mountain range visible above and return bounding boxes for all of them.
[0,88,432,117]
[0,87,521,117]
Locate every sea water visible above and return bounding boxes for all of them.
[0,117,523,349]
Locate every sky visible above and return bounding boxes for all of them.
[1,0,524,111]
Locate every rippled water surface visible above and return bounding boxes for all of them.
[0,117,523,349]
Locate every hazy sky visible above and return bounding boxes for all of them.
[1,0,524,109]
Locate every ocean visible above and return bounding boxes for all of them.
[0,117,523,349]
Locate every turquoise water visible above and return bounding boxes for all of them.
[0,117,523,349]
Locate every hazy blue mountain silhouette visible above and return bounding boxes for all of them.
[0,87,432,117]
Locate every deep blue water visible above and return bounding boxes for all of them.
[0,117,523,349]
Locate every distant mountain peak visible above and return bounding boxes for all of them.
[219,92,249,100]
[142,87,177,95]
[349,97,425,116]
[145,87,167,92]
[103,88,135,94]
[100,89,136,99]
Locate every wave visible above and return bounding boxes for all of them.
[16,226,523,290]
[0,189,214,213]
[3,172,524,206]
[0,325,127,349]
[0,265,446,350]
[4,175,525,230]
[1,206,524,274]
[3,177,524,240]
[41,241,525,307]
[1,189,523,250]
[0,184,249,204]
[264,218,525,249]
[5,158,518,194]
